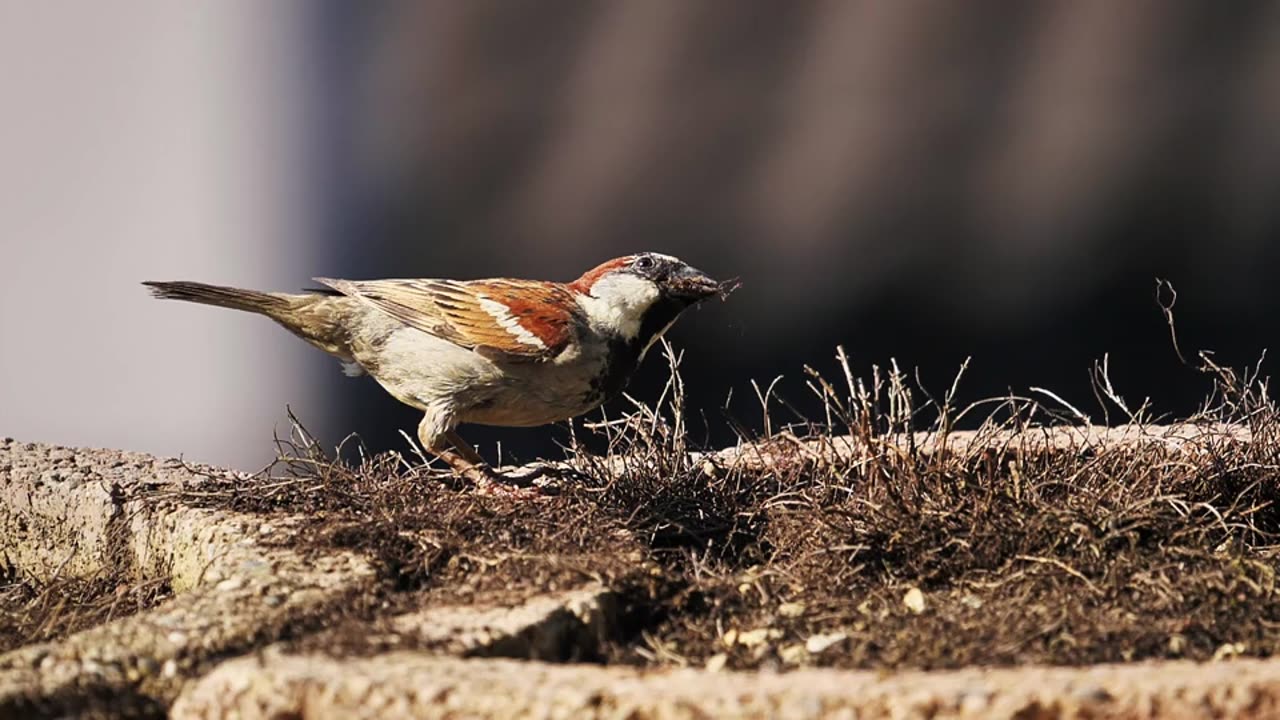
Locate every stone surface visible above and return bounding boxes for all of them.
[390,586,618,661]
[699,422,1252,473]
[0,440,627,717]
[173,651,1280,720]
[0,439,379,716]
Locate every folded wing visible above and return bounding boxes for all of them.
[314,277,578,359]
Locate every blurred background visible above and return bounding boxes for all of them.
[2,1,1278,470]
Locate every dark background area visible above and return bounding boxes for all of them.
[8,3,1272,468]
[304,2,1280,460]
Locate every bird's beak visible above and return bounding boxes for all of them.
[669,265,735,301]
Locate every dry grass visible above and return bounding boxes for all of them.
[156,337,1280,670]
[8,319,1280,672]
[0,572,171,654]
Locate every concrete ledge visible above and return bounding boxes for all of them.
[0,440,627,716]
[0,439,379,715]
[708,421,1250,467]
[173,651,1280,720]
[390,586,618,661]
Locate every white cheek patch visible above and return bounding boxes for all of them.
[578,274,661,340]
[477,296,547,349]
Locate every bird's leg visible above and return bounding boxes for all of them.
[443,430,485,467]
[417,412,541,495]
[431,447,492,486]
[444,430,549,491]
[418,411,489,486]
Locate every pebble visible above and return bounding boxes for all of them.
[903,587,927,614]
[779,644,809,664]
[735,628,782,647]
[214,577,244,592]
[778,602,806,618]
[805,632,848,654]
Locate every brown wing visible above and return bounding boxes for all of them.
[314,277,579,359]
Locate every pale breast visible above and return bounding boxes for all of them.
[351,316,614,428]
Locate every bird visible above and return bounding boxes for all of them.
[143,253,733,491]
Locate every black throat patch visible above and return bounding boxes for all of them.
[588,296,693,404]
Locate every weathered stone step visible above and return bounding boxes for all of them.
[173,651,1280,720]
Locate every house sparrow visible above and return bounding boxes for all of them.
[144,253,733,490]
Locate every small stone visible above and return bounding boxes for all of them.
[705,653,728,672]
[805,632,848,654]
[1212,642,1246,661]
[721,629,738,648]
[779,643,809,664]
[903,587,926,614]
[736,628,781,647]
[215,577,245,592]
[778,602,806,618]
[162,659,179,678]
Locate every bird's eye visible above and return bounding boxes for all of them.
[635,256,655,270]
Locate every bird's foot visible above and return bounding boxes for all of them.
[453,463,561,499]
[491,461,588,490]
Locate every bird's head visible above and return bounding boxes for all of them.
[570,252,733,354]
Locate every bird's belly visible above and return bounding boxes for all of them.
[355,325,610,427]
[354,327,505,412]
[460,358,610,427]
[461,388,599,428]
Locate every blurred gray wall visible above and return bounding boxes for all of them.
[0,2,330,469]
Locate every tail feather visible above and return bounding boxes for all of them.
[144,279,354,360]
[143,281,287,315]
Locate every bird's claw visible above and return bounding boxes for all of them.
[456,463,567,499]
